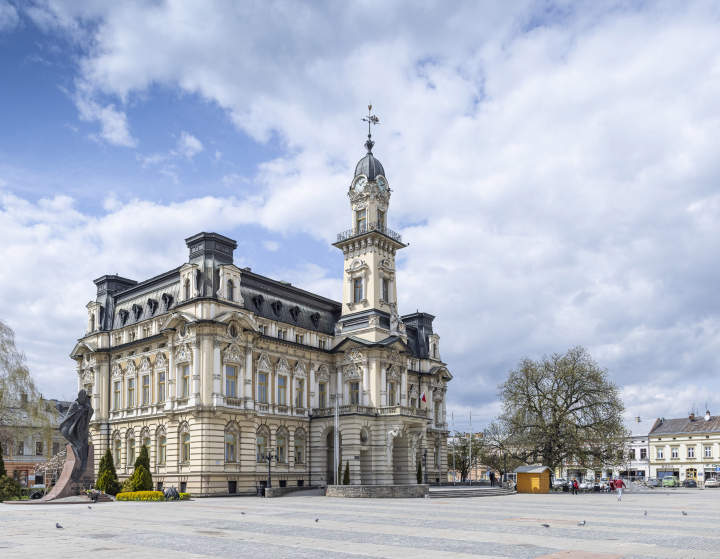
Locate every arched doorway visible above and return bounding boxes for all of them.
[392,433,409,484]
[359,427,373,485]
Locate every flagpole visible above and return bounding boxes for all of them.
[334,388,339,484]
[468,412,472,485]
[452,412,455,485]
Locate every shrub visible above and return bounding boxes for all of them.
[96,470,122,496]
[116,491,165,501]
[129,464,153,492]
[342,461,350,485]
[0,442,6,477]
[0,475,22,501]
[179,493,191,500]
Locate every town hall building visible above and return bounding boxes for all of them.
[70,120,452,495]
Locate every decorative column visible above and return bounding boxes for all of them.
[191,339,201,406]
[167,342,176,410]
[429,386,435,423]
[289,373,295,410]
[362,361,369,406]
[309,365,316,408]
[336,368,343,405]
[400,369,407,406]
[213,338,222,406]
[442,390,447,428]
[244,350,254,409]
[380,365,387,407]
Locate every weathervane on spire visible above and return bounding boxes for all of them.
[361,104,379,154]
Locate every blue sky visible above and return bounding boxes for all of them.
[2,1,720,430]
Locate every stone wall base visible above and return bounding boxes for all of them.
[265,485,321,498]
[326,484,429,498]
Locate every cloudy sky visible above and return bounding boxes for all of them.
[1,1,719,429]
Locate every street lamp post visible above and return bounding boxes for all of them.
[503,452,507,486]
[423,449,428,484]
[266,449,276,489]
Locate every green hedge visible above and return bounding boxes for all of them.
[116,491,165,501]
[179,493,191,500]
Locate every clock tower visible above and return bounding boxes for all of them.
[333,107,407,342]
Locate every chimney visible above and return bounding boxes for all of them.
[635,415,641,423]
[705,411,711,421]
[689,413,695,421]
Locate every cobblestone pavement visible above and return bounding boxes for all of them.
[1,488,719,558]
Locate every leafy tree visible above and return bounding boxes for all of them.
[0,320,59,450]
[479,421,526,482]
[447,433,482,482]
[0,475,21,501]
[492,346,629,472]
[0,441,5,477]
[342,461,350,485]
[416,461,422,484]
[128,464,153,492]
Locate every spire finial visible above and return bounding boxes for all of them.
[361,104,379,154]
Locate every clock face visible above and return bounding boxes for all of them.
[377,177,387,192]
[354,177,367,192]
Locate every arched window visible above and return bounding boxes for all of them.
[277,436,286,462]
[181,433,190,462]
[227,280,234,301]
[294,435,305,463]
[184,279,190,300]
[114,438,121,467]
[226,366,237,397]
[388,382,396,406]
[128,438,136,465]
[257,435,266,461]
[225,433,236,462]
[381,278,389,302]
[353,278,363,303]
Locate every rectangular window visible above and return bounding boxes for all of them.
[353,278,363,303]
[629,448,636,460]
[277,437,286,462]
[114,439,121,466]
[294,437,303,463]
[142,376,150,406]
[657,448,664,459]
[182,365,190,397]
[257,435,266,461]
[381,278,389,302]
[295,334,303,344]
[706,446,712,458]
[672,447,678,459]
[296,379,304,408]
[319,383,326,408]
[356,209,367,231]
[688,447,695,458]
[350,382,359,405]
[226,366,237,397]
[377,209,385,229]
[225,433,236,462]
[181,433,190,462]
[158,437,166,464]
[278,329,287,340]
[127,378,135,407]
[258,373,268,403]
[319,338,326,350]
[640,448,647,459]
[35,442,43,456]
[52,442,60,456]
[388,382,396,406]
[158,372,166,403]
[114,381,121,409]
[278,376,287,405]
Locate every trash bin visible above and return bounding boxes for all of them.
[562,484,569,493]
[257,486,265,497]
[593,484,600,493]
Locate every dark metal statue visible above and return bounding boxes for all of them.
[59,389,94,481]
[164,486,180,500]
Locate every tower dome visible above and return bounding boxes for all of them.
[354,153,385,180]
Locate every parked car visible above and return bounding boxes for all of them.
[552,478,567,487]
[646,477,659,487]
[662,476,680,487]
[683,479,697,488]
[705,478,719,488]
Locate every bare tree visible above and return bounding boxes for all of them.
[492,346,628,472]
[446,433,482,482]
[0,319,59,456]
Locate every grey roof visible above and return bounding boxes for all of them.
[624,418,660,437]
[650,415,720,436]
[354,153,385,180]
[515,466,552,474]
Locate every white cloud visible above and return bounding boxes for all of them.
[177,131,203,159]
[262,240,280,252]
[10,1,720,424]
[0,0,19,32]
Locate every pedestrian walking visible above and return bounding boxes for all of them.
[609,479,615,493]
[615,477,626,501]
[489,471,495,488]
[572,479,579,495]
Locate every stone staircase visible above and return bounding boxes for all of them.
[428,486,515,498]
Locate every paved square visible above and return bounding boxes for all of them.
[2,488,718,558]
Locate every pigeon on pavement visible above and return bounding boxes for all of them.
[56,523,63,529]
[578,521,586,526]
[682,511,688,516]
[88,506,92,509]
[315,519,319,522]
[541,524,550,528]
[644,511,647,516]
[240,512,245,515]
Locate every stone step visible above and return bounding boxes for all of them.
[429,488,514,498]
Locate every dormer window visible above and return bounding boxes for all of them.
[227,280,234,301]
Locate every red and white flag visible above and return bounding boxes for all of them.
[420,391,426,403]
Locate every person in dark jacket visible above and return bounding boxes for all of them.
[489,471,496,487]
[572,479,579,495]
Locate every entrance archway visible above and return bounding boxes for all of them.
[392,433,409,484]
[326,429,343,485]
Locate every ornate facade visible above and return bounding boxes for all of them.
[71,130,452,494]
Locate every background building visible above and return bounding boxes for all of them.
[71,131,452,495]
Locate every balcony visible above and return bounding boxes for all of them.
[336,221,403,244]
[379,406,429,419]
[312,405,376,418]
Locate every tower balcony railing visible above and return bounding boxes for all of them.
[336,221,403,244]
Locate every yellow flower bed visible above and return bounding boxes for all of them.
[116,491,166,501]
[179,493,191,500]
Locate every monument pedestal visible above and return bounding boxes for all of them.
[41,444,95,502]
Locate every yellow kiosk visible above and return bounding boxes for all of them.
[515,466,552,494]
